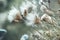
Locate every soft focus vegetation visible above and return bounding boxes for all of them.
[0,0,60,40]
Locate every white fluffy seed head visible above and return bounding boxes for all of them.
[41,14,52,23]
[20,0,37,16]
[20,1,32,15]
[8,6,20,22]
[25,13,36,26]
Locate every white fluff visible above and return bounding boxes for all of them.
[8,6,19,22]
[20,1,32,15]
[20,0,37,15]
[25,0,37,10]
[41,14,51,20]
[25,12,38,26]
[25,13,35,26]
[20,34,29,40]
[41,14,52,23]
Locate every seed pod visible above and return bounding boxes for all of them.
[41,14,52,23]
[34,16,41,24]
